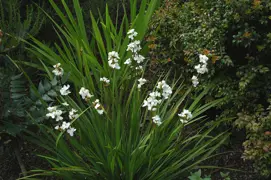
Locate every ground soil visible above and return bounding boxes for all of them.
[0,140,55,180]
[204,129,268,180]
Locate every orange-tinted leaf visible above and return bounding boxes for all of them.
[212,56,219,64]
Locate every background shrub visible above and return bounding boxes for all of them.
[0,0,45,138]
[149,0,271,177]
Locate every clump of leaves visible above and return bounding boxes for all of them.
[188,170,231,180]
[188,170,211,180]
[0,0,45,138]
[150,0,271,177]
[0,67,61,137]
[235,97,271,177]
[17,0,230,179]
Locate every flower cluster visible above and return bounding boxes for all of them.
[69,108,79,120]
[60,84,71,96]
[191,76,199,87]
[143,91,162,111]
[46,106,77,136]
[143,81,172,111]
[191,54,209,87]
[100,77,110,85]
[125,29,145,70]
[178,109,193,124]
[79,87,105,115]
[46,106,63,121]
[157,80,172,99]
[152,115,162,126]
[127,40,142,54]
[194,54,208,74]
[127,29,138,40]
[52,63,64,76]
[79,87,93,101]
[108,51,120,69]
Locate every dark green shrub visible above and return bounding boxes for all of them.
[149,0,271,177]
[0,0,45,138]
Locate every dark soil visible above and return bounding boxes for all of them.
[206,150,262,180]
[203,129,268,180]
[0,140,55,180]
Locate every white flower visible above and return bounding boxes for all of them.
[199,54,209,64]
[133,54,145,64]
[150,91,161,98]
[93,99,104,115]
[178,109,193,121]
[142,96,161,111]
[108,51,120,59]
[47,106,57,112]
[69,108,79,120]
[94,99,100,104]
[109,61,121,69]
[191,76,199,87]
[143,81,172,111]
[67,127,76,136]
[127,29,138,40]
[135,66,143,70]
[124,58,132,65]
[60,121,70,130]
[60,84,71,96]
[55,115,63,122]
[138,78,147,89]
[194,64,208,74]
[79,87,93,100]
[94,103,100,109]
[52,63,64,76]
[180,119,188,124]
[157,81,172,99]
[100,77,110,84]
[108,60,121,69]
[108,51,121,70]
[127,40,141,53]
[46,106,63,121]
[97,109,104,115]
[62,102,69,106]
[54,125,60,130]
[152,115,162,126]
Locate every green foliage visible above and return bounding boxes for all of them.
[0,0,45,53]
[18,0,229,179]
[235,97,271,177]
[220,172,231,180]
[0,70,28,136]
[0,0,45,137]
[150,0,271,176]
[188,170,231,180]
[0,65,60,136]
[188,170,211,180]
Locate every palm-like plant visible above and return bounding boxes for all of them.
[19,0,229,179]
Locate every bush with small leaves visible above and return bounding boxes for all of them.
[149,0,271,176]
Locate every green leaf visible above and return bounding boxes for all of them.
[38,81,45,94]
[42,94,54,102]
[47,89,57,97]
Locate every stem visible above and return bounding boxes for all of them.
[14,139,27,177]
